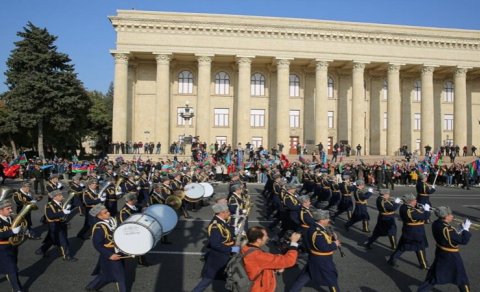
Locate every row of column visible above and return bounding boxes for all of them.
[112,52,469,155]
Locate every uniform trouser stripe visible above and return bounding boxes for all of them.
[362,220,369,232]
[388,235,396,250]
[347,211,352,220]
[417,250,427,268]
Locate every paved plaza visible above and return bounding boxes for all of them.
[0,180,479,292]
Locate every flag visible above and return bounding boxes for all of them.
[72,164,88,173]
[225,152,232,166]
[338,162,344,173]
[471,161,477,176]
[280,154,290,168]
[322,151,327,165]
[9,153,28,166]
[433,151,441,165]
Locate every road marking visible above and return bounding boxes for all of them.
[462,205,480,207]
[149,250,204,256]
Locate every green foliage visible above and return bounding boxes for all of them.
[2,22,93,156]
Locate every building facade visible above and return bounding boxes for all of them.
[109,10,480,155]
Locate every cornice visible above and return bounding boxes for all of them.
[110,12,480,51]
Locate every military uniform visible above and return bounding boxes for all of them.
[193,215,235,292]
[388,204,430,269]
[85,217,127,292]
[77,188,103,239]
[282,190,301,233]
[0,214,24,291]
[344,187,373,232]
[290,223,339,292]
[332,181,354,221]
[416,180,436,206]
[12,189,37,237]
[37,200,76,261]
[418,219,471,292]
[365,196,400,249]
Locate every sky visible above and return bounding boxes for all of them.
[1,0,480,94]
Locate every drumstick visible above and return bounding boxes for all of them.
[117,255,136,259]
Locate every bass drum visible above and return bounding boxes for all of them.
[113,214,162,256]
[144,204,178,234]
[184,183,205,202]
[199,182,214,198]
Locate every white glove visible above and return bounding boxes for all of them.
[116,191,123,196]
[149,181,153,186]
[462,219,472,231]
[352,182,357,186]
[57,182,63,189]
[242,209,247,215]
[80,183,85,188]
[367,187,373,193]
[394,198,401,204]
[62,209,71,215]
[30,200,37,204]
[66,204,72,210]
[136,186,141,191]
[234,227,240,235]
[100,196,106,202]
[423,204,431,212]
[11,226,21,234]
[431,185,436,189]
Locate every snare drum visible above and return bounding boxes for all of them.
[200,182,214,198]
[144,204,178,234]
[113,214,162,255]
[184,183,205,202]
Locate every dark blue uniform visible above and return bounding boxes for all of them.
[416,181,436,206]
[366,196,399,249]
[325,182,341,210]
[85,218,127,292]
[77,188,103,239]
[13,189,37,236]
[282,191,301,233]
[332,182,354,221]
[0,216,23,291]
[104,184,119,216]
[290,223,339,292]
[418,219,471,292]
[193,216,235,292]
[38,201,73,259]
[299,206,316,251]
[137,177,150,206]
[388,204,430,269]
[345,187,373,232]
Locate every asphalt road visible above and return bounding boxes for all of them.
[0,180,479,292]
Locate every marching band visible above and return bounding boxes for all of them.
[0,158,476,292]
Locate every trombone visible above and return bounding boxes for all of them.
[452,218,480,231]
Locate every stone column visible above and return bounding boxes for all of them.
[351,62,366,152]
[387,64,401,155]
[112,52,129,145]
[315,60,329,146]
[454,67,468,148]
[276,59,290,148]
[196,56,212,142]
[421,66,435,153]
[155,54,171,153]
[236,57,252,145]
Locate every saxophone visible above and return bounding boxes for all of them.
[9,202,38,246]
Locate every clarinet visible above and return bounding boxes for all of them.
[327,226,345,257]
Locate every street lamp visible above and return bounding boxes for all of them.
[180,101,195,153]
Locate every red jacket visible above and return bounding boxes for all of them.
[241,244,298,292]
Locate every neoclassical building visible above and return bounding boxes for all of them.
[109,10,480,155]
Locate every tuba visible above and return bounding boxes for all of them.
[9,202,38,246]
[0,186,14,201]
[63,190,82,209]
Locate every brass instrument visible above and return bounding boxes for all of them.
[98,181,112,199]
[63,190,83,209]
[115,176,125,194]
[173,190,186,200]
[165,195,182,210]
[453,218,480,231]
[0,186,14,201]
[9,202,38,246]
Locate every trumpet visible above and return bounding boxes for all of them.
[452,218,480,231]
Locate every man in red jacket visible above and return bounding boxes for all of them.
[242,226,300,292]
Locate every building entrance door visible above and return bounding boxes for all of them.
[328,137,333,154]
[289,136,299,154]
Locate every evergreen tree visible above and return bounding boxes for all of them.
[3,22,91,159]
[87,85,113,155]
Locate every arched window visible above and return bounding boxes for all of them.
[214,72,230,95]
[250,73,265,96]
[178,70,193,94]
[328,77,334,99]
[289,74,300,97]
[444,81,454,102]
[383,79,388,100]
[414,80,422,101]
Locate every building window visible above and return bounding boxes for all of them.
[289,110,300,128]
[250,109,265,127]
[444,114,454,131]
[214,108,229,127]
[251,137,263,149]
[416,139,421,151]
[177,108,193,126]
[216,136,227,146]
[178,70,193,94]
[383,112,388,129]
[414,113,421,130]
[383,79,388,100]
[444,81,454,102]
[328,77,334,99]
[445,138,453,146]
[214,72,230,95]
[289,74,300,97]
[414,80,422,101]
[251,73,265,96]
[327,111,334,129]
